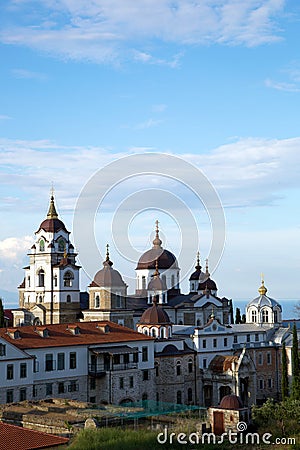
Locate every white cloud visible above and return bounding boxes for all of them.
[0,236,34,261]
[134,118,163,130]
[11,68,48,81]
[265,77,300,92]
[0,115,12,120]
[0,0,286,64]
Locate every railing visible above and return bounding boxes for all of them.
[88,362,138,376]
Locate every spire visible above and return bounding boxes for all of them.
[195,251,201,270]
[205,258,210,276]
[152,220,162,248]
[103,244,113,267]
[153,258,160,277]
[47,191,58,219]
[258,274,267,296]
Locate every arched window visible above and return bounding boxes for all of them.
[39,240,45,252]
[196,319,201,326]
[176,361,181,376]
[188,358,193,373]
[38,269,45,287]
[274,310,278,323]
[63,271,74,287]
[262,310,269,323]
[58,238,65,252]
[66,295,71,303]
[39,295,43,303]
[152,328,157,338]
[160,327,165,339]
[188,388,193,402]
[191,283,195,291]
[251,310,257,322]
[95,295,100,308]
[54,275,57,287]
[177,390,182,404]
[142,276,146,290]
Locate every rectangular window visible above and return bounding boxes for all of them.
[268,378,273,388]
[258,353,263,365]
[143,370,149,381]
[130,376,134,388]
[33,386,37,398]
[34,359,39,373]
[123,353,129,364]
[19,388,27,401]
[68,381,78,392]
[267,353,272,365]
[0,344,6,356]
[213,338,217,348]
[20,363,27,378]
[57,353,65,370]
[45,354,54,372]
[234,335,238,343]
[202,339,206,349]
[90,378,96,390]
[69,352,77,369]
[203,358,207,369]
[224,338,227,347]
[259,379,264,390]
[255,334,259,342]
[6,390,13,403]
[119,377,124,389]
[113,354,120,365]
[58,382,65,394]
[246,334,250,343]
[133,352,138,363]
[46,383,53,396]
[7,364,13,380]
[142,346,148,362]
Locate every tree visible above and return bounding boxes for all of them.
[281,342,289,400]
[0,297,4,328]
[235,307,241,324]
[241,313,246,324]
[291,322,300,400]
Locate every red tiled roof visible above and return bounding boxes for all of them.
[209,355,238,373]
[0,422,69,450]
[0,320,154,350]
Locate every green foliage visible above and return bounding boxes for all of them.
[282,342,289,399]
[291,323,300,400]
[69,427,232,450]
[0,298,4,328]
[252,398,300,437]
[235,307,241,324]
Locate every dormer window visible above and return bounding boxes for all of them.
[0,344,6,356]
[35,327,49,338]
[39,239,45,252]
[67,325,80,335]
[7,329,21,339]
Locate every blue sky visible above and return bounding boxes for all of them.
[0,0,300,313]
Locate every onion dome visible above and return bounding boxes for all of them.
[148,260,167,291]
[219,394,243,409]
[136,220,179,270]
[189,252,202,280]
[36,194,68,233]
[91,245,126,288]
[139,297,170,325]
[247,277,281,310]
[198,259,217,291]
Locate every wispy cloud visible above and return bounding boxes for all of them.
[265,77,300,92]
[134,118,163,130]
[0,0,286,64]
[0,114,11,120]
[11,68,48,81]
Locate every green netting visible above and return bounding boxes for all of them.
[80,400,206,420]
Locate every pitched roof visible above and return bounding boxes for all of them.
[0,320,154,350]
[0,422,69,450]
